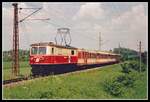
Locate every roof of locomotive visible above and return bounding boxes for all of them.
[30,42,78,50]
[30,42,120,56]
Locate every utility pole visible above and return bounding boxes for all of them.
[99,32,102,51]
[11,3,49,76]
[118,43,121,54]
[139,41,142,72]
[12,3,19,76]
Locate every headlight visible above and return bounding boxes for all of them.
[35,58,40,62]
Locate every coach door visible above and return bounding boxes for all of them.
[84,52,87,64]
[51,47,55,63]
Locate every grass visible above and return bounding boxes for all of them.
[120,71,147,99]
[3,61,30,69]
[3,61,31,80]
[3,63,147,99]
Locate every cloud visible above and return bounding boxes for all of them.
[2,5,13,51]
[101,4,147,50]
[2,3,148,51]
[2,2,56,50]
[72,3,148,51]
[73,3,105,21]
[110,4,147,45]
[111,4,147,28]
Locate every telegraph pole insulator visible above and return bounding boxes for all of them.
[12,3,19,76]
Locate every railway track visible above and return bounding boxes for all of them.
[2,69,92,85]
[3,76,32,85]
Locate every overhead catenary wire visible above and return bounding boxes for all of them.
[22,4,102,44]
[36,4,110,44]
[41,5,76,28]
[20,21,30,50]
[18,3,144,51]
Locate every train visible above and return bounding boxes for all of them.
[29,42,120,75]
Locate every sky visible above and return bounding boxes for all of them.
[2,2,148,52]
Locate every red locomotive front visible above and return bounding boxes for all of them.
[29,42,78,75]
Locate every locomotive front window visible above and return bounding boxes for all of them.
[39,47,46,54]
[31,47,46,55]
[31,47,38,54]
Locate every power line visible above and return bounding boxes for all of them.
[42,20,62,28]
[43,6,74,27]
[20,21,30,49]
[24,18,50,20]
[41,19,101,43]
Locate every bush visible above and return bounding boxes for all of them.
[104,78,124,96]
[130,61,146,72]
[120,62,131,73]
[120,61,146,73]
[118,74,135,87]
[104,60,146,96]
[103,73,137,96]
[116,74,126,83]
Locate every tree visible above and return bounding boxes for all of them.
[113,47,138,61]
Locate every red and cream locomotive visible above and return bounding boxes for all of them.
[29,42,120,75]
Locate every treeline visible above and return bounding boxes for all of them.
[113,47,147,64]
[3,49,30,61]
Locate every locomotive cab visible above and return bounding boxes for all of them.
[29,42,79,75]
[30,46,48,64]
[30,42,78,65]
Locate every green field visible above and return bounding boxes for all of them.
[3,61,31,80]
[3,61,30,69]
[3,63,147,99]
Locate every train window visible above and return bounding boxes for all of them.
[83,52,85,58]
[80,52,82,58]
[71,50,74,55]
[52,48,54,54]
[31,47,38,54]
[58,48,62,55]
[101,54,103,58]
[78,52,81,58]
[39,47,46,54]
[81,52,83,58]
